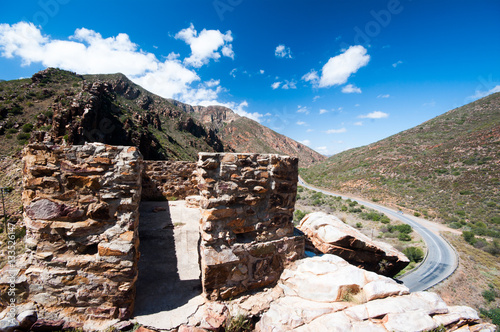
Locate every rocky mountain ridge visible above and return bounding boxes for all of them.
[0,68,325,167]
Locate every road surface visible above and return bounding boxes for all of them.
[298,177,458,292]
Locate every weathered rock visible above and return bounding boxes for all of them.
[256,255,483,332]
[112,321,135,331]
[30,319,65,332]
[298,212,409,276]
[0,318,20,332]
[16,310,37,330]
[279,255,409,303]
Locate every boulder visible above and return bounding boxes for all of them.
[256,255,483,332]
[298,212,409,276]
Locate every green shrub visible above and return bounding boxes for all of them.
[355,222,362,228]
[414,212,421,217]
[294,210,308,223]
[480,308,500,326]
[395,224,413,234]
[403,247,424,263]
[16,132,30,141]
[398,233,412,241]
[482,289,496,303]
[6,128,17,134]
[462,231,477,245]
[380,216,390,224]
[22,123,34,133]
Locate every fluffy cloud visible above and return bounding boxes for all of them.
[326,128,347,134]
[0,22,263,121]
[175,23,234,68]
[275,44,292,58]
[342,84,362,94]
[296,121,307,126]
[319,109,328,114]
[282,80,297,89]
[271,81,281,89]
[358,111,389,119]
[377,94,390,98]
[303,45,370,88]
[354,121,363,126]
[0,22,158,75]
[315,146,328,154]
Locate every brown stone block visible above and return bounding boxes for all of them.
[221,154,237,163]
[98,241,134,257]
[202,208,237,221]
[66,175,101,190]
[86,306,118,319]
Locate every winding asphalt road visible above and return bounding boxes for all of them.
[298,177,458,292]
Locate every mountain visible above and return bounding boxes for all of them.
[302,92,500,242]
[169,100,326,166]
[0,68,324,166]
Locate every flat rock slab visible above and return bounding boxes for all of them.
[134,201,203,330]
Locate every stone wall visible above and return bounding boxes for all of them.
[18,143,142,323]
[141,160,198,201]
[197,153,304,300]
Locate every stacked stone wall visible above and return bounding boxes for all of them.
[16,143,142,323]
[197,153,304,300]
[141,160,198,201]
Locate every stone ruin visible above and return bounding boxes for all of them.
[0,143,304,325]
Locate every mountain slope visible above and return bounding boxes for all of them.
[0,68,324,166]
[302,92,500,240]
[168,100,326,167]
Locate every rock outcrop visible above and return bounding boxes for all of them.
[298,212,410,276]
[197,153,305,300]
[255,255,495,332]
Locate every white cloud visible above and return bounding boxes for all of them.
[342,84,362,94]
[282,80,297,89]
[260,69,265,74]
[392,60,403,68]
[304,45,370,88]
[300,139,311,146]
[377,94,390,98]
[468,85,500,101]
[275,44,292,58]
[358,111,389,119]
[297,106,309,114]
[354,103,360,107]
[175,23,234,68]
[0,22,263,121]
[354,121,363,126]
[313,95,320,102]
[302,70,319,84]
[326,128,347,134]
[271,81,281,89]
[315,146,328,154]
[296,121,307,126]
[319,109,328,114]
[230,68,237,77]
[306,128,315,132]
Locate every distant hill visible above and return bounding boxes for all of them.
[0,68,325,166]
[302,92,500,242]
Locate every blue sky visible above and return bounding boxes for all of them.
[1,0,499,155]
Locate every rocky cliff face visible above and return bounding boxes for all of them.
[0,68,324,167]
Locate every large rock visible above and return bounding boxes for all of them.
[256,255,486,332]
[298,212,409,276]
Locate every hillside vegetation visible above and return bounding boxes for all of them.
[0,68,324,165]
[302,92,500,253]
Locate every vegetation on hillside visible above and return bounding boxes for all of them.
[294,186,426,275]
[301,92,500,256]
